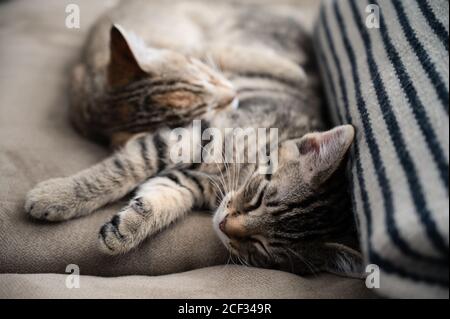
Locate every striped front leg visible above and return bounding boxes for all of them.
[98,170,213,254]
[25,129,174,221]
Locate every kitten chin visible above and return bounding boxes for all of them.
[212,193,234,250]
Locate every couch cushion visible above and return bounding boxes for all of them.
[0,266,375,299]
[314,0,448,298]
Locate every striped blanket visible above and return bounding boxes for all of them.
[314,0,449,298]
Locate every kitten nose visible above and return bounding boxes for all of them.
[219,215,247,238]
[219,218,227,233]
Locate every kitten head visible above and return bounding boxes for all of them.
[213,125,364,278]
[104,25,236,141]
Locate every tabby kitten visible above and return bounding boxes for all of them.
[26,1,363,277]
[70,23,236,147]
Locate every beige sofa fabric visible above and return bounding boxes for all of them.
[0,0,373,298]
[0,266,375,299]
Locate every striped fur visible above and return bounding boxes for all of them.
[315,0,449,298]
[25,1,362,278]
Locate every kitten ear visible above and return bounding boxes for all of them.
[322,243,365,278]
[296,125,355,184]
[108,24,147,88]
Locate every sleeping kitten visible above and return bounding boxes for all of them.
[70,23,236,147]
[25,1,363,277]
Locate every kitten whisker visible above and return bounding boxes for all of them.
[236,253,250,267]
[287,248,319,277]
[193,169,225,201]
[197,143,228,197]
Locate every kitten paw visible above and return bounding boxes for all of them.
[98,199,152,255]
[25,178,80,221]
[98,214,135,255]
